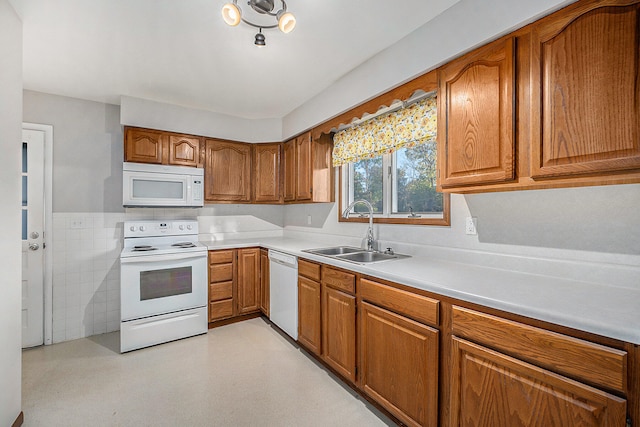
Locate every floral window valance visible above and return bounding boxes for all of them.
[332,95,437,167]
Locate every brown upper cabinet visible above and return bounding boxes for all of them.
[204,138,252,203]
[437,37,516,189]
[284,131,334,203]
[434,0,640,193]
[125,126,203,167]
[253,143,283,203]
[529,0,640,180]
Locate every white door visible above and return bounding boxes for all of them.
[22,129,45,348]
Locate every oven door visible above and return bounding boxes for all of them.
[120,252,207,321]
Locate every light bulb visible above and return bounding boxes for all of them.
[221,3,241,26]
[277,11,296,34]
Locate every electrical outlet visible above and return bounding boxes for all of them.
[307,215,312,225]
[465,217,477,235]
[70,220,84,229]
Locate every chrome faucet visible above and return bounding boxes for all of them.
[342,199,376,252]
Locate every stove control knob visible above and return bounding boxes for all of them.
[179,225,184,230]
[129,226,136,232]
[139,226,146,232]
[187,225,193,230]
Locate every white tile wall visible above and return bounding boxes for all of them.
[50,206,284,343]
[51,212,127,343]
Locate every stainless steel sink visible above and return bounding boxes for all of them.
[302,247,409,264]
[306,246,363,256]
[334,251,400,263]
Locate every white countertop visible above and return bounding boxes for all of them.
[201,236,640,345]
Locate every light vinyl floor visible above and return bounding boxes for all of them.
[22,318,393,426]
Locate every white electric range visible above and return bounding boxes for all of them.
[120,220,208,353]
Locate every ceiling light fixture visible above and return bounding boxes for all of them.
[221,0,296,47]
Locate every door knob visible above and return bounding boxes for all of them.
[30,231,39,239]
[28,243,39,251]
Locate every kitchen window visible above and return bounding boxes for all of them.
[335,94,450,226]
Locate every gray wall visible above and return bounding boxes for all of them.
[285,177,640,265]
[23,90,123,213]
[0,0,23,424]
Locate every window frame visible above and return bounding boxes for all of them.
[338,150,450,226]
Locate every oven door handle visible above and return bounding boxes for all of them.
[120,252,206,264]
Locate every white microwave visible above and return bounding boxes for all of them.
[122,162,204,207]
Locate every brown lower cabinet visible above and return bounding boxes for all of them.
[208,248,261,323]
[259,249,270,316]
[292,257,634,427]
[360,302,439,427]
[450,338,626,427]
[449,306,628,427]
[321,266,357,383]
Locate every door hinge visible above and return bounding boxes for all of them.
[627,416,632,427]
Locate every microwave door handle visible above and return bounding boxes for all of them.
[120,252,206,264]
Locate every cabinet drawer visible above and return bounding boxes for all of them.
[210,299,233,320]
[209,263,233,283]
[209,281,233,302]
[359,278,439,327]
[209,250,234,264]
[322,267,355,294]
[452,306,627,392]
[298,259,321,281]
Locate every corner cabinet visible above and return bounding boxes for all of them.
[283,131,334,203]
[124,126,203,167]
[237,248,260,314]
[253,143,283,203]
[204,138,252,203]
[529,0,640,180]
[437,37,516,189]
[208,248,261,324]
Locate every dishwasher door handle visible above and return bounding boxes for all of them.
[268,250,297,268]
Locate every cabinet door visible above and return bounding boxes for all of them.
[237,248,260,314]
[254,143,282,203]
[322,285,356,383]
[168,134,201,167]
[360,302,439,427]
[438,37,516,189]
[124,128,166,164]
[260,249,270,316]
[311,133,334,203]
[204,139,252,202]
[450,337,627,427]
[530,1,640,179]
[283,139,296,202]
[295,132,313,201]
[298,276,321,355]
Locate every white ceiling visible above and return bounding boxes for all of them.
[11,0,459,120]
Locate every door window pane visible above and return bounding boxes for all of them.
[352,156,383,213]
[393,143,442,214]
[139,266,192,301]
[22,142,27,173]
[22,176,27,206]
[22,210,27,240]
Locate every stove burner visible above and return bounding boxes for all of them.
[132,245,157,252]
[172,242,197,248]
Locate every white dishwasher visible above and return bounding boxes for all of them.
[269,250,298,340]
